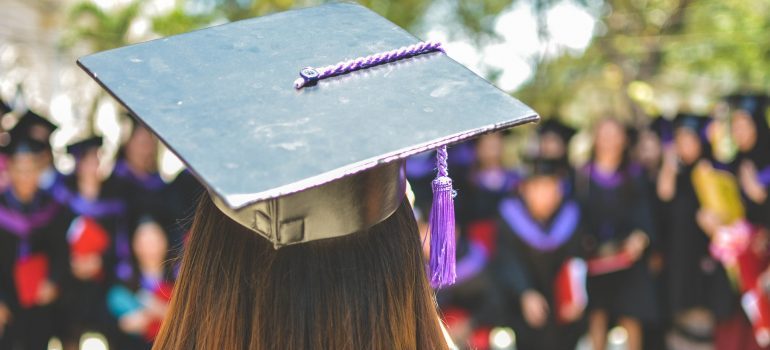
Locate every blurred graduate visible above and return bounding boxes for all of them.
[57,136,127,347]
[656,113,734,348]
[106,216,174,349]
[0,127,73,349]
[577,118,658,350]
[494,153,587,350]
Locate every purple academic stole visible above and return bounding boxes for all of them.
[454,240,489,284]
[112,160,166,191]
[0,201,61,238]
[499,198,579,251]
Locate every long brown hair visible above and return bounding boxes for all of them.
[153,196,447,349]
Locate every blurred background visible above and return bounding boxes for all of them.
[0,0,769,349]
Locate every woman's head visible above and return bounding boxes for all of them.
[154,196,446,349]
[76,148,101,181]
[124,124,159,173]
[592,118,629,163]
[731,110,758,153]
[634,128,662,170]
[8,151,43,203]
[520,174,563,221]
[132,218,169,270]
[727,95,770,164]
[674,128,702,166]
[476,132,503,169]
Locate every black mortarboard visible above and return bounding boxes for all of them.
[647,116,673,144]
[537,118,576,144]
[520,156,568,179]
[725,94,768,119]
[66,136,103,157]
[673,113,708,134]
[12,110,58,143]
[1,134,47,156]
[77,1,538,267]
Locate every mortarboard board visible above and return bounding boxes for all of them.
[67,136,103,157]
[520,156,569,179]
[647,116,673,144]
[673,113,708,134]
[12,110,58,144]
[78,3,538,286]
[1,133,47,156]
[537,118,576,144]
[725,94,768,119]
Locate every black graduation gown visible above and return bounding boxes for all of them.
[108,159,170,235]
[663,165,735,318]
[58,175,128,343]
[494,197,585,350]
[0,190,73,349]
[576,163,658,323]
[464,168,519,223]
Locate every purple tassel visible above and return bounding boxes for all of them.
[428,145,456,288]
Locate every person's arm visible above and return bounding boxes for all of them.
[626,175,655,260]
[657,148,678,202]
[740,161,769,204]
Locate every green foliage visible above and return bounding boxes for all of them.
[356,0,432,29]
[519,0,770,127]
[152,7,214,36]
[63,0,141,51]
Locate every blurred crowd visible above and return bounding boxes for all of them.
[0,91,768,350]
[0,99,202,349]
[412,94,770,350]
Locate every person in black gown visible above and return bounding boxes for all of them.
[0,133,73,349]
[13,110,69,204]
[710,94,770,350]
[465,132,521,224]
[495,156,586,350]
[108,119,172,247]
[58,136,127,347]
[633,117,669,350]
[577,118,657,350]
[657,114,735,348]
[106,216,175,350]
[537,118,577,197]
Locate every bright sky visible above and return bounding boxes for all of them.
[427,0,597,92]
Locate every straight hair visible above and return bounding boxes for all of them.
[153,196,447,349]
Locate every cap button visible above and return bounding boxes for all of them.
[300,67,320,86]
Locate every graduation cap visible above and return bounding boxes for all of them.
[673,113,708,134]
[12,110,57,144]
[647,116,674,144]
[537,118,576,144]
[77,3,538,288]
[66,136,103,157]
[725,94,768,119]
[1,132,47,156]
[519,151,569,179]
